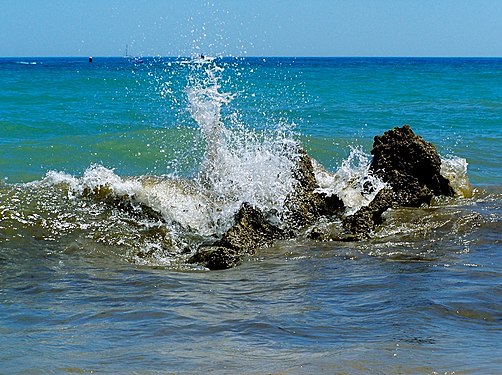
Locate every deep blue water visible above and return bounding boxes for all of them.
[0,57,501,374]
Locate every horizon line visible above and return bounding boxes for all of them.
[1,55,502,59]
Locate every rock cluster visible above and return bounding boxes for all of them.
[189,147,346,269]
[187,125,456,269]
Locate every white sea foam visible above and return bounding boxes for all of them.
[135,177,216,235]
[40,170,80,192]
[313,146,386,215]
[440,155,473,198]
[42,165,142,198]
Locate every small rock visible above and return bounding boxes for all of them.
[188,246,242,270]
[342,125,455,237]
[342,188,393,237]
[218,202,285,253]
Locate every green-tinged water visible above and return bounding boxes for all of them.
[0,57,501,374]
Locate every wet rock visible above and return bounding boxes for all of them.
[316,191,345,216]
[370,125,454,206]
[341,188,393,238]
[342,125,455,238]
[189,202,284,269]
[188,246,242,270]
[218,202,285,252]
[307,189,394,241]
[284,149,344,229]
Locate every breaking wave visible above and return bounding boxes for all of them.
[0,57,478,268]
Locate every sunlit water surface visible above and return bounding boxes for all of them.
[0,57,501,374]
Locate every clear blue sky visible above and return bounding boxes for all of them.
[1,0,501,57]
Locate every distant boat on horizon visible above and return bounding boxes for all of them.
[124,44,144,64]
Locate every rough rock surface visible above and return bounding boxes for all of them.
[218,202,285,252]
[342,125,455,236]
[188,246,242,270]
[341,188,394,238]
[370,125,454,206]
[189,202,285,270]
[283,148,344,229]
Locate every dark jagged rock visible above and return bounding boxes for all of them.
[341,188,393,238]
[370,125,454,206]
[284,149,344,229]
[306,189,394,241]
[218,202,285,252]
[292,148,319,192]
[189,202,284,269]
[283,149,322,228]
[188,246,242,270]
[342,125,455,237]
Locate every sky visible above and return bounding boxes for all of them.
[1,0,501,57]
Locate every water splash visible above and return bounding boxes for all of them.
[37,57,300,243]
[440,155,473,198]
[186,58,234,170]
[7,57,481,269]
[313,146,387,215]
[186,58,299,230]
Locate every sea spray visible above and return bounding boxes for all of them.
[313,146,387,215]
[186,58,299,232]
[440,155,473,198]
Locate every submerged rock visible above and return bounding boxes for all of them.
[188,246,242,270]
[82,185,165,222]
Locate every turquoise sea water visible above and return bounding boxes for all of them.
[1,57,501,374]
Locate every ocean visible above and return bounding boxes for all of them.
[0,56,501,374]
